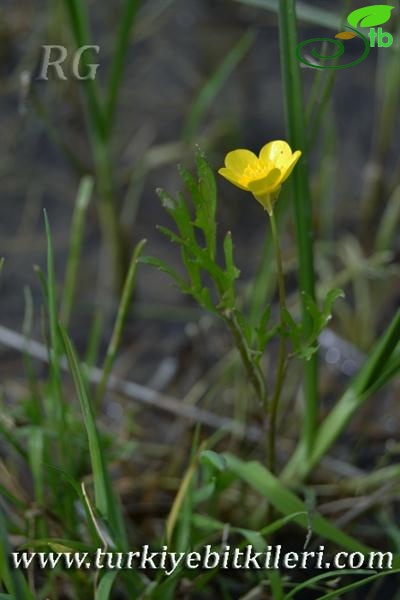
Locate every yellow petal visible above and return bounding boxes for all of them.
[247,168,282,196]
[259,140,293,170]
[224,149,258,176]
[280,150,302,183]
[218,167,249,191]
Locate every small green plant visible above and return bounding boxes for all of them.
[143,147,344,475]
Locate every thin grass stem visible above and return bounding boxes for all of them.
[96,239,147,405]
[278,0,317,459]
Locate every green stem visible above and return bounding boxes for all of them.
[278,0,317,458]
[269,212,285,309]
[268,211,287,474]
[91,131,129,291]
[224,311,268,409]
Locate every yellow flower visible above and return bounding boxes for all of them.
[218,140,302,214]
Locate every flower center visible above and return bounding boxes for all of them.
[242,161,268,184]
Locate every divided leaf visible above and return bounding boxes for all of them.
[154,152,275,367]
[255,305,277,357]
[138,256,187,288]
[284,289,344,360]
[196,153,217,259]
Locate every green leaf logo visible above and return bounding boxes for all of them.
[347,5,395,28]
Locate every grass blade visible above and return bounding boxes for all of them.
[22,286,42,422]
[60,326,127,548]
[316,569,400,600]
[283,308,400,483]
[61,176,93,326]
[63,0,106,139]
[44,212,67,451]
[285,569,395,600]
[0,508,34,600]
[96,571,118,600]
[182,30,255,143]
[27,427,46,537]
[224,453,370,553]
[166,439,205,547]
[375,186,400,252]
[354,308,400,393]
[105,0,140,135]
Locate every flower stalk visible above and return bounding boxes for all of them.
[219,140,300,473]
[268,209,287,474]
